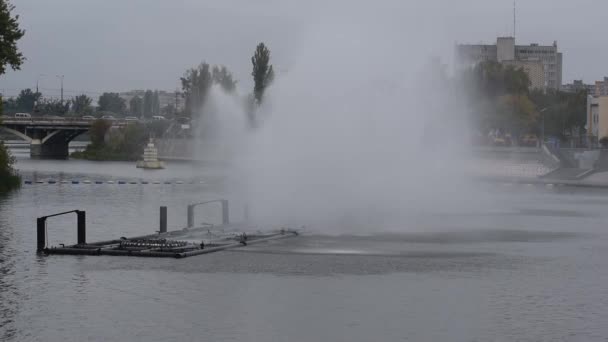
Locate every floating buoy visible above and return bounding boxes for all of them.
[36,180,44,184]
[83,180,91,184]
[72,181,79,184]
[129,181,138,184]
[24,180,32,184]
[95,181,103,184]
[48,180,56,184]
[176,180,184,184]
[60,180,69,184]
[141,181,149,184]
[107,180,115,184]
[118,181,126,184]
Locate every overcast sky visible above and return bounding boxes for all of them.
[1,0,606,100]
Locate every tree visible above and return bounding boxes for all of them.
[143,90,154,117]
[129,95,143,117]
[97,92,126,114]
[0,0,24,191]
[161,103,175,117]
[89,119,112,146]
[495,94,539,135]
[528,89,588,141]
[0,139,20,192]
[180,62,212,116]
[38,98,70,116]
[212,65,237,93]
[0,0,25,76]
[72,94,92,115]
[153,90,160,115]
[15,88,41,112]
[251,42,274,104]
[464,61,538,135]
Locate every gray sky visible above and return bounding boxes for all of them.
[1,0,606,100]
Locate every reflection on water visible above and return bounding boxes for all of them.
[2,159,608,341]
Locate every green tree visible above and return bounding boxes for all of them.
[89,119,112,146]
[0,0,25,76]
[495,94,539,135]
[153,90,160,115]
[528,89,587,141]
[97,92,126,115]
[143,90,154,117]
[212,65,237,93]
[180,62,212,116]
[72,94,93,115]
[251,42,274,104]
[0,0,24,191]
[161,103,175,117]
[15,88,41,112]
[2,96,17,113]
[38,98,70,116]
[129,95,143,117]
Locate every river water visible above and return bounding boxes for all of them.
[2,152,608,341]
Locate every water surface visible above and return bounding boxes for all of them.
[2,157,608,341]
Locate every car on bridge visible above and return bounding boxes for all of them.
[82,115,95,120]
[15,112,31,119]
[125,116,139,122]
[100,115,116,121]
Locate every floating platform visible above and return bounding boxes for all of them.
[43,226,298,259]
[36,201,298,259]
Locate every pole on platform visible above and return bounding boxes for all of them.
[221,200,229,225]
[77,210,86,245]
[187,204,194,228]
[37,217,46,252]
[160,206,167,233]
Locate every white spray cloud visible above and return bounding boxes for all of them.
[199,3,494,233]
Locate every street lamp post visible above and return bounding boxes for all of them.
[540,107,549,147]
[36,74,46,93]
[56,75,64,103]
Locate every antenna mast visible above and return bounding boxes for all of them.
[513,1,516,39]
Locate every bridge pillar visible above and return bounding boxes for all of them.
[30,140,69,159]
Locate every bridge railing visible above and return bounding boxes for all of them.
[1,117,131,125]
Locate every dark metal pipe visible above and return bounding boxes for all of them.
[221,200,229,225]
[160,206,167,233]
[40,210,79,219]
[187,204,194,228]
[37,217,46,252]
[77,210,86,245]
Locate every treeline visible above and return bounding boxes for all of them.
[71,120,169,161]
[179,42,275,126]
[464,61,586,145]
[1,89,172,118]
[1,41,276,126]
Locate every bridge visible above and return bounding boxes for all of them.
[0,117,128,158]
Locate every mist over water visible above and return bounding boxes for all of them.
[199,9,490,232]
